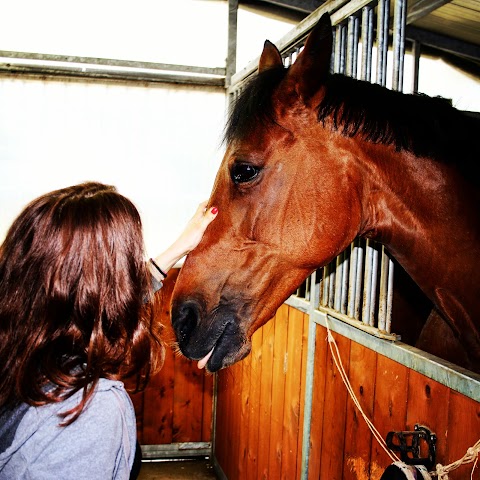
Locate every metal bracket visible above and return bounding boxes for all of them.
[386,424,437,470]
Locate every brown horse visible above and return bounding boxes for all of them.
[171,13,480,374]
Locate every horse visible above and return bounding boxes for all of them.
[170,13,480,374]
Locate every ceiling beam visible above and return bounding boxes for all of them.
[406,25,480,62]
[247,0,323,14]
[407,0,453,24]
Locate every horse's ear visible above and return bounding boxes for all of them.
[287,13,333,99]
[258,40,283,73]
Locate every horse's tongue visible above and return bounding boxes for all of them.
[197,348,214,370]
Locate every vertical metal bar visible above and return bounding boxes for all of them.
[305,274,311,302]
[334,252,344,312]
[225,0,238,88]
[412,40,420,93]
[340,24,347,74]
[347,240,358,318]
[335,23,347,74]
[341,251,349,315]
[322,264,329,307]
[331,27,336,72]
[386,259,395,333]
[362,239,373,324]
[317,268,324,306]
[328,261,335,308]
[284,53,292,67]
[334,24,342,73]
[392,0,407,91]
[347,15,360,78]
[360,5,374,82]
[376,0,390,86]
[369,244,379,327]
[387,0,406,333]
[378,246,389,331]
[300,271,320,479]
[354,239,364,321]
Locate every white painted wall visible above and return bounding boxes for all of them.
[0,0,233,257]
[0,0,301,257]
[0,78,227,256]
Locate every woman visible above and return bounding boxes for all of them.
[0,182,217,479]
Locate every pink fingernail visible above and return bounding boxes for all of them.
[211,207,218,214]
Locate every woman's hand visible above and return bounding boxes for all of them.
[149,201,218,278]
[174,201,218,254]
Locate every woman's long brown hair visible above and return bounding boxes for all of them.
[0,182,163,424]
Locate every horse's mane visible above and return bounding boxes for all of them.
[225,66,479,182]
[318,74,479,168]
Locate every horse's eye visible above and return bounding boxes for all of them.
[231,163,261,184]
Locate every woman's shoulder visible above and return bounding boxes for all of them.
[0,379,137,479]
[16,379,134,441]
[91,379,135,420]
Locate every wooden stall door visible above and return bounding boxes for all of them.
[128,269,214,458]
[214,303,480,480]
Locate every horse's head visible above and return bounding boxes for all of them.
[171,14,363,371]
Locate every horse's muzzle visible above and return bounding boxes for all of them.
[171,298,250,372]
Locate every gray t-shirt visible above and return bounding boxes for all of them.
[0,379,136,480]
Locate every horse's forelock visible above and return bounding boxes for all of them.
[223,66,287,145]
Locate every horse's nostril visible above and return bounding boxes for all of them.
[180,307,196,341]
[173,301,200,346]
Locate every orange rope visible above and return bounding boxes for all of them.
[324,316,399,463]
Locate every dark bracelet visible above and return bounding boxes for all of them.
[149,258,167,278]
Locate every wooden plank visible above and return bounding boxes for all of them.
[142,346,175,444]
[370,355,409,475]
[319,329,351,479]
[141,270,178,445]
[229,361,244,480]
[129,390,144,444]
[281,307,306,479]
[257,320,276,479]
[172,354,204,442]
[308,324,329,480]
[443,390,480,480]
[238,337,252,480]
[342,342,377,480]
[268,304,289,477]
[215,359,246,480]
[246,327,263,479]
[214,367,235,479]
[406,369,450,468]
[201,372,214,441]
[213,370,227,470]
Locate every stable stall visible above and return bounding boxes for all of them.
[1,1,479,479]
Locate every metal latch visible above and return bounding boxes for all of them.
[385,424,437,470]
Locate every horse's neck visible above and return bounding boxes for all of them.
[360,147,480,322]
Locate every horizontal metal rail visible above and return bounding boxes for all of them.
[287,295,480,402]
[0,51,226,87]
[141,442,212,459]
